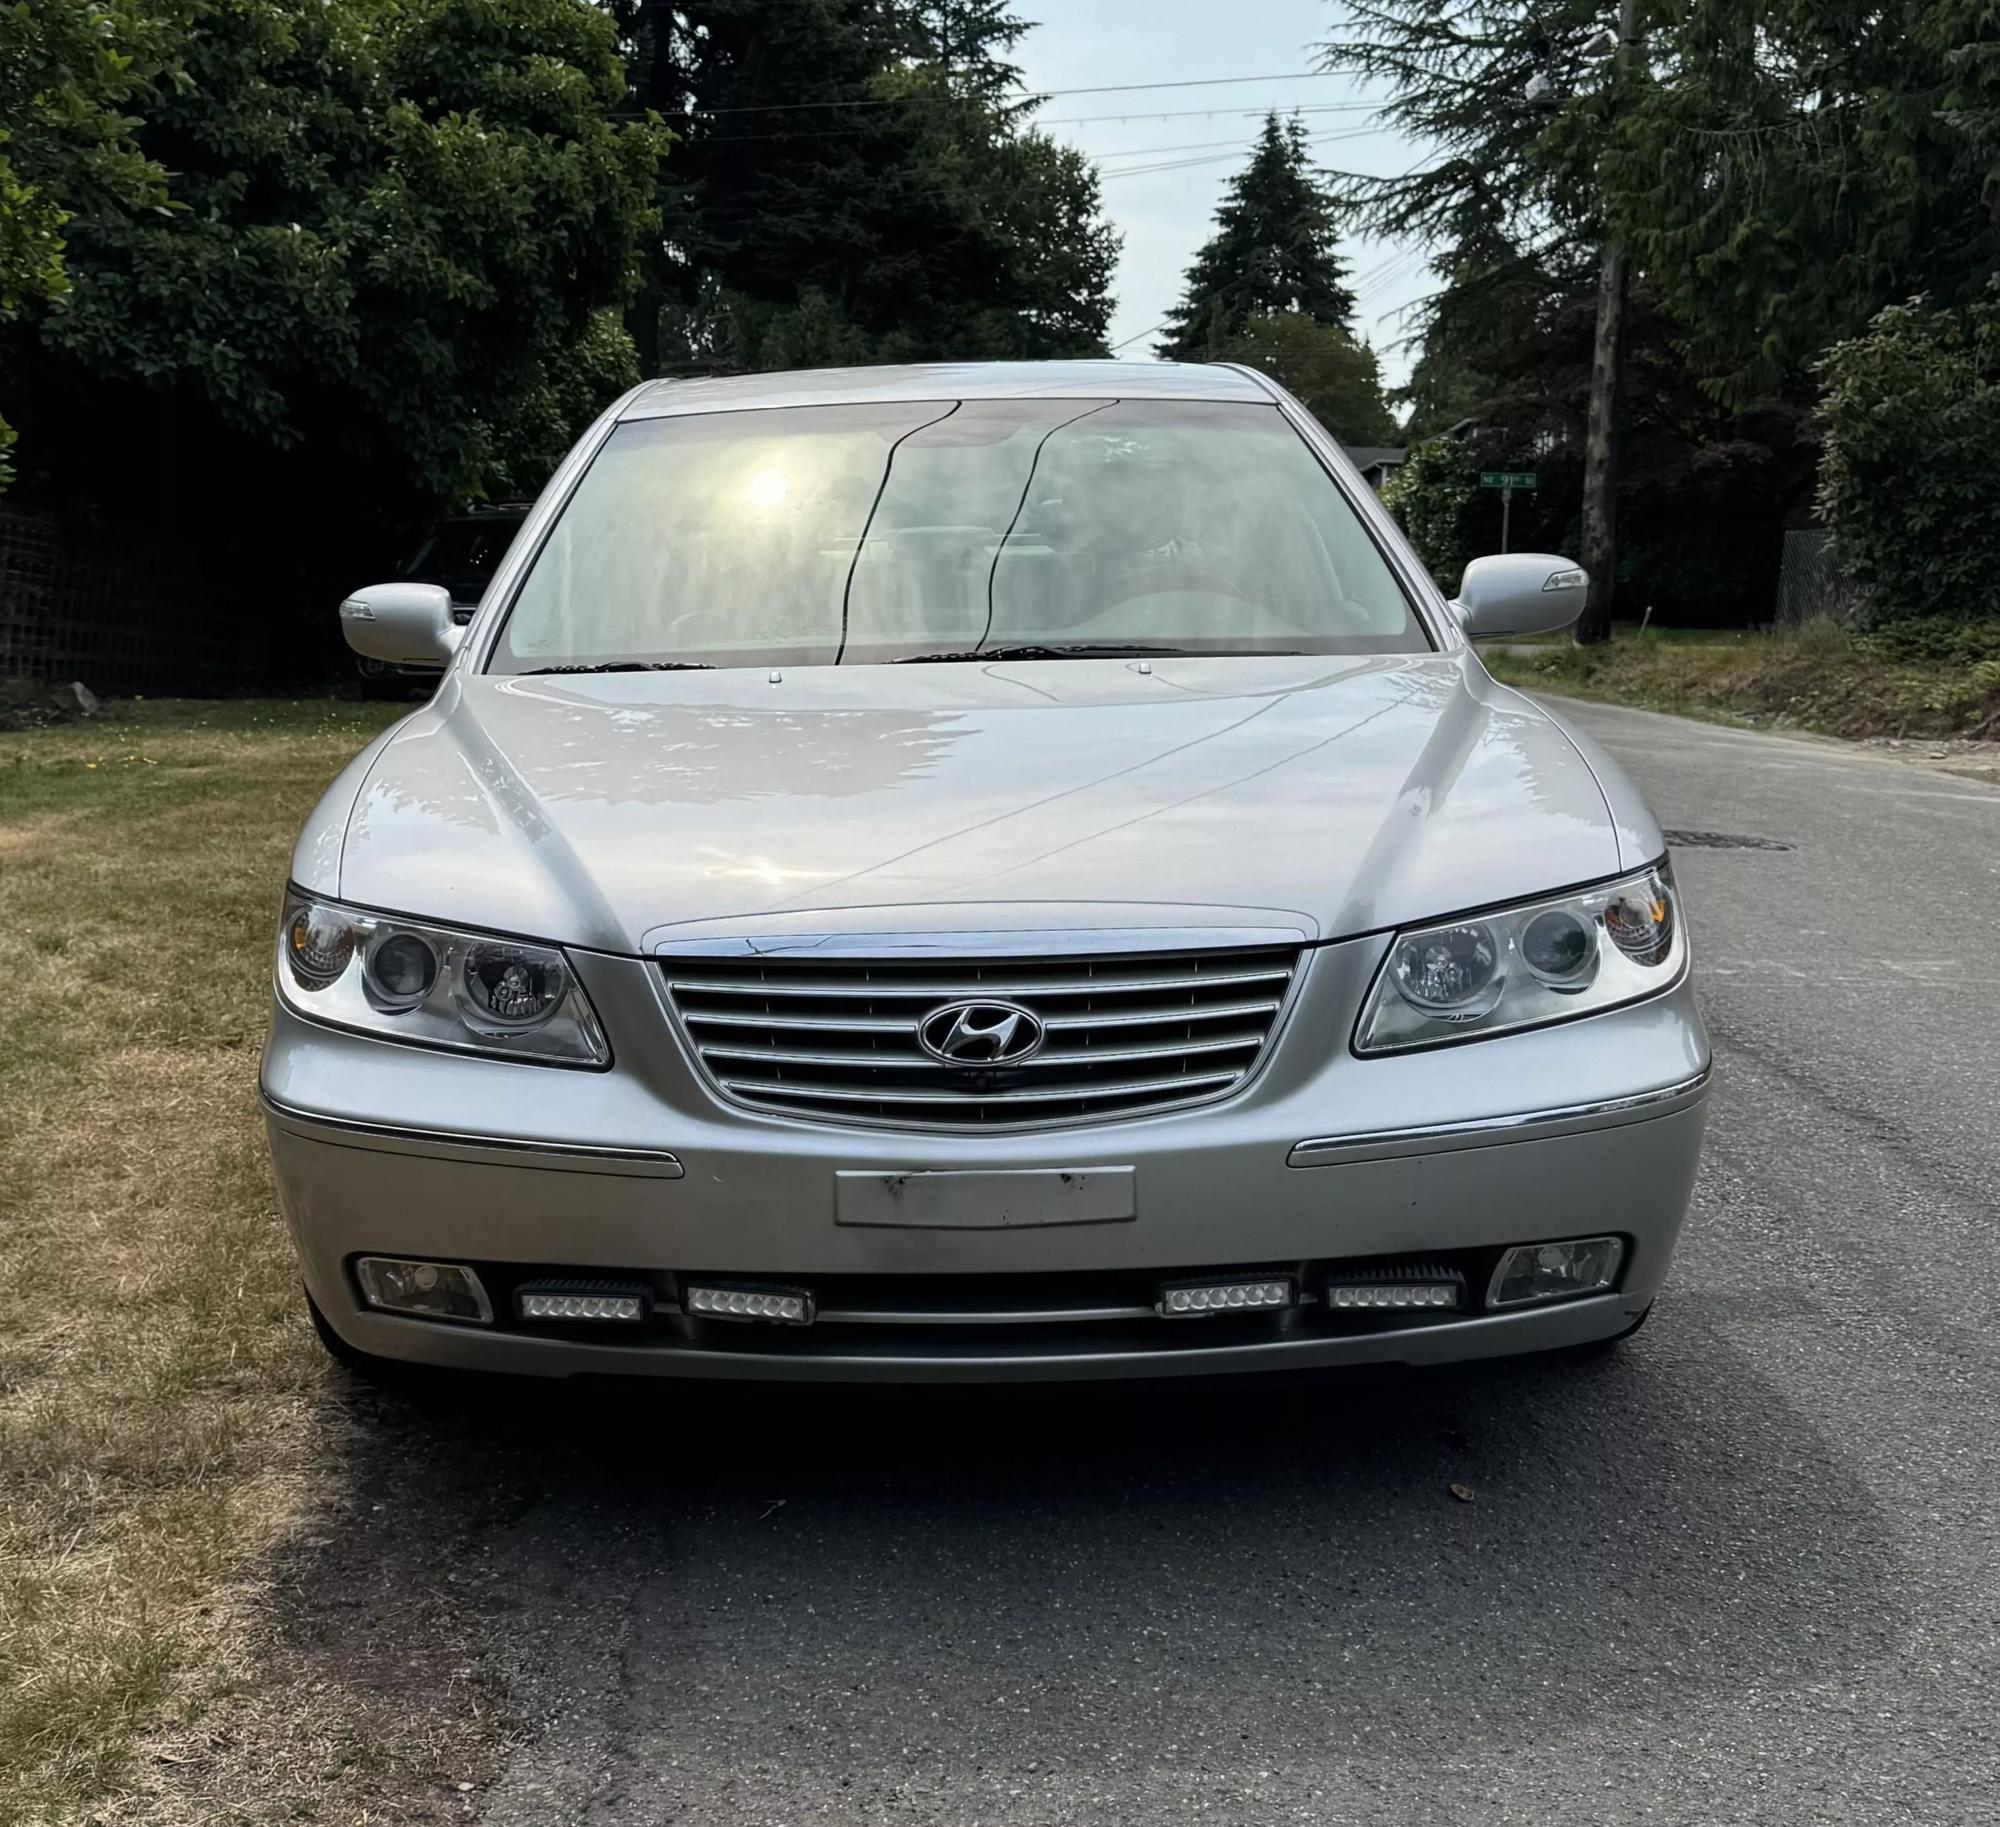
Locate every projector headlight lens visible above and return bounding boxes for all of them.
[1521,908,1597,990]
[363,932,439,1009]
[275,891,607,1066]
[1356,863,1684,1053]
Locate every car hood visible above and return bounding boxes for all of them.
[319,653,1631,954]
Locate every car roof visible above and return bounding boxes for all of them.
[618,360,1277,421]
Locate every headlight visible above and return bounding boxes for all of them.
[276,891,609,1066]
[1355,862,1684,1054]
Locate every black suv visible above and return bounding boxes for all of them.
[353,505,531,697]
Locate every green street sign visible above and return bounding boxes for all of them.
[1480,470,1538,490]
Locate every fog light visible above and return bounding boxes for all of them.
[1323,1263,1466,1312]
[1158,1276,1296,1317]
[686,1283,814,1325]
[355,1257,491,1323]
[517,1280,651,1323]
[1487,1236,1624,1308]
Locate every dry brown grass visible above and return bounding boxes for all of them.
[0,700,504,1824]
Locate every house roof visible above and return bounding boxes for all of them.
[1342,446,1408,471]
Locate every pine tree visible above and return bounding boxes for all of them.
[1323,0,2000,405]
[1155,115,1357,361]
[909,1,1028,104]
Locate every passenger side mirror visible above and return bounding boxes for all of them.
[1451,554,1588,639]
[339,582,461,666]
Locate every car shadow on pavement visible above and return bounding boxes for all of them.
[225,1306,1899,1821]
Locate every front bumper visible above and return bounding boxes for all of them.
[261,935,1710,1383]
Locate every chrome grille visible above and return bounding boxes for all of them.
[660,943,1304,1129]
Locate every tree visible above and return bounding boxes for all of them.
[913,0,1027,103]
[0,0,166,487]
[1156,114,1358,360]
[1327,0,2000,420]
[1215,311,1397,443]
[1321,1,1979,635]
[1394,229,1595,440]
[33,0,663,515]
[1596,0,2000,404]
[1324,1,1634,638]
[632,0,1117,375]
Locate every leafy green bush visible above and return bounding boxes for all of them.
[1381,438,1481,590]
[1855,617,2000,664]
[1818,291,2000,627]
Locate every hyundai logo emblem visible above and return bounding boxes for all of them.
[916,998,1046,1066]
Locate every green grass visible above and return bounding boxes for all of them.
[1483,622,2000,742]
[0,699,403,1824]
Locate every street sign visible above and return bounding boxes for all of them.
[1479,471,1536,552]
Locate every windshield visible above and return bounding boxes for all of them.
[488,399,1426,671]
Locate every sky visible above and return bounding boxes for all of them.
[1010,0,1431,390]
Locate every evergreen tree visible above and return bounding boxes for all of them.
[1602,0,2000,402]
[1324,0,2000,405]
[1155,114,1357,361]
[911,0,1028,104]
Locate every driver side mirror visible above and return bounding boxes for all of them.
[1451,554,1588,639]
[338,582,461,666]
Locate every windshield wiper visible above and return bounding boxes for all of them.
[894,643,1209,664]
[517,660,716,675]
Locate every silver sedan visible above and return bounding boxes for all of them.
[263,360,1709,1382]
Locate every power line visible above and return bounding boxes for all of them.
[663,70,1352,118]
[693,99,1380,148]
[1039,100,1381,128]
[1089,122,1383,164]
[1097,126,1383,181]
[1352,246,1431,304]
[1092,131,1333,162]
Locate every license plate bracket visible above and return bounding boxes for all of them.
[833,1167,1136,1230]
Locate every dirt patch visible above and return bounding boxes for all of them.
[1855,734,2000,788]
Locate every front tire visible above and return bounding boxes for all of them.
[307,1288,416,1390]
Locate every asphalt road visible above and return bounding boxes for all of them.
[281,699,2000,1826]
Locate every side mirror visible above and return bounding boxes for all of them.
[338,582,460,666]
[1451,553,1589,639]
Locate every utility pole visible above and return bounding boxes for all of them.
[1573,0,1640,647]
